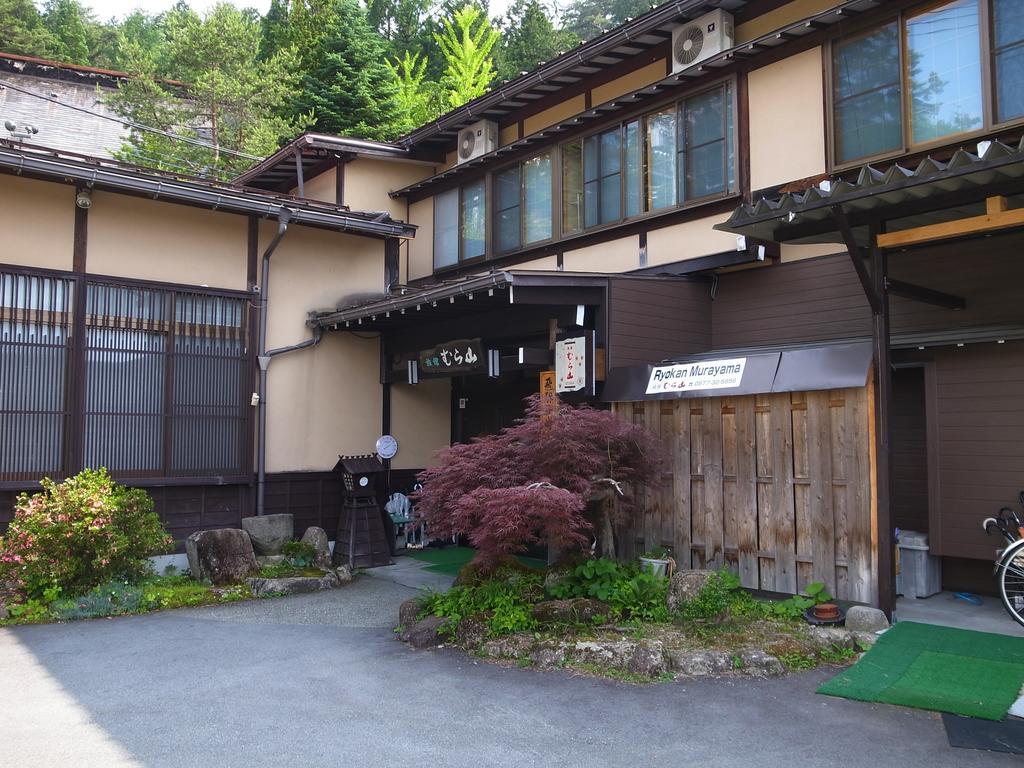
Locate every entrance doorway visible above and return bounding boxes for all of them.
[891,366,929,536]
[453,372,537,443]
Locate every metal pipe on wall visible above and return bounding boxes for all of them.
[255,208,292,517]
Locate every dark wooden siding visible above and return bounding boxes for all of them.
[890,367,929,534]
[929,341,1024,561]
[608,277,710,369]
[712,233,1024,349]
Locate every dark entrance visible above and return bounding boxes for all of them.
[453,371,537,442]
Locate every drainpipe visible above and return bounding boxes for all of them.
[255,208,292,517]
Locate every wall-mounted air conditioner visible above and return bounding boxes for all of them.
[671,9,734,72]
[456,119,497,164]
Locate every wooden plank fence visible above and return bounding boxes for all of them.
[614,387,875,604]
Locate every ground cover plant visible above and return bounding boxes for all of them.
[412,556,865,682]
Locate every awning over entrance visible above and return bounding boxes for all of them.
[603,341,872,402]
[715,138,1024,245]
[309,270,612,333]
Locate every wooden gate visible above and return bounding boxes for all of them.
[614,387,876,604]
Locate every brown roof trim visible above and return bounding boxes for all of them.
[0,50,184,88]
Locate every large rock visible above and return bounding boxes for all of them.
[844,605,890,633]
[300,526,332,568]
[241,514,294,556]
[738,649,785,677]
[532,598,610,625]
[247,572,341,597]
[399,597,425,629]
[185,528,259,586]
[530,642,568,669]
[668,649,733,677]
[400,616,449,648]
[570,639,668,678]
[667,569,715,613]
[454,613,491,649]
[806,626,858,651]
[256,554,286,567]
[480,633,534,659]
[626,641,667,678]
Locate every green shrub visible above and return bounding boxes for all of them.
[547,557,632,601]
[282,540,316,568]
[422,568,542,637]
[609,570,669,623]
[0,469,173,600]
[676,569,742,622]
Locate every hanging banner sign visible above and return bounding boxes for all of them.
[419,338,484,374]
[555,336,586,393]
[646,357,747,395]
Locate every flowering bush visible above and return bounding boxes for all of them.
[0,469,172,600]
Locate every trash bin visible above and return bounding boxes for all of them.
[895,529,942,599]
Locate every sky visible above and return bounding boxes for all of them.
[80,0,513,22]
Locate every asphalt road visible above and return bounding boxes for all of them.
[0,576,1017,768]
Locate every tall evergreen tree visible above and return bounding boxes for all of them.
[561,0,650,42]
[43,0,91,65]
[293,0,405,140]
[106,3,305,179]
[0,0,58,58]
[434,4,500,110]
[495,0,576,83]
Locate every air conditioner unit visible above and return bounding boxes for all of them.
[456,119,497,164]
[671,9,734,72]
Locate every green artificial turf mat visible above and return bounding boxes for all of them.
[405,546,546,576]
[818,621,1024,721]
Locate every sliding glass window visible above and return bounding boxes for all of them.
[584,129,622,227]
[495,153,553,254]
[993,0,1024,122]
[680,86,733,201]
[831,0,1024,164]
[433,182,487,268]
[646,109,677,210]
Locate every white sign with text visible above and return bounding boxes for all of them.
[646,357,747,394]
[555,336,586,393]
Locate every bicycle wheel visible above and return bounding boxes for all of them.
[998,539,1024,628]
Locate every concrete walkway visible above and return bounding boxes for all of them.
[0,576,1018,768]
[896,591,1024,637]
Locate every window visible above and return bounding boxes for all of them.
[992,0,1024,121]
[906,0,983,144]
[562,82,735,234]
[0,268,250,482]
[832,24,903,163]
[433,183,486,268]
[832,0,1022,164]
[495,152,553,253]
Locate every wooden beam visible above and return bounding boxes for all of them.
[877,196,1024,248]
[832,204,880,314]
[884,278,965,310]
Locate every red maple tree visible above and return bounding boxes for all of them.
[414,395,664,566]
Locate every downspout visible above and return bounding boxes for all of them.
[255,208,292,517]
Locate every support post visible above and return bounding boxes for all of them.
[870,221,895,619]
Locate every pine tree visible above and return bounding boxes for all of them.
[495,0,576,83]
[562,0,651,42]
[293,0,406,140]
[0,0,58,58]
[434,4,501,110]
[43,0,91,65]
[106,3,306,180]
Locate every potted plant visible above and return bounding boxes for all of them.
[639,547,673,578]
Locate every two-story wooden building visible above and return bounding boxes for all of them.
[4,0,1023,613]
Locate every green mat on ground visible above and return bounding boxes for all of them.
[818,621,1024,721]
[405,546,546,576]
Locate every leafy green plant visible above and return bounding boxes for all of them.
[0,469,172,601]
[640,547,672,560]
[547,557,631,602]
[5,598,53,623]
[759,581,834,621]
[676,570,741,622]
[422,568,542,637]
[777,651,817,671]
[609,571,669,623]
[282,540,317,568]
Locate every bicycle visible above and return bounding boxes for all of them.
[983,491,1024,628]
